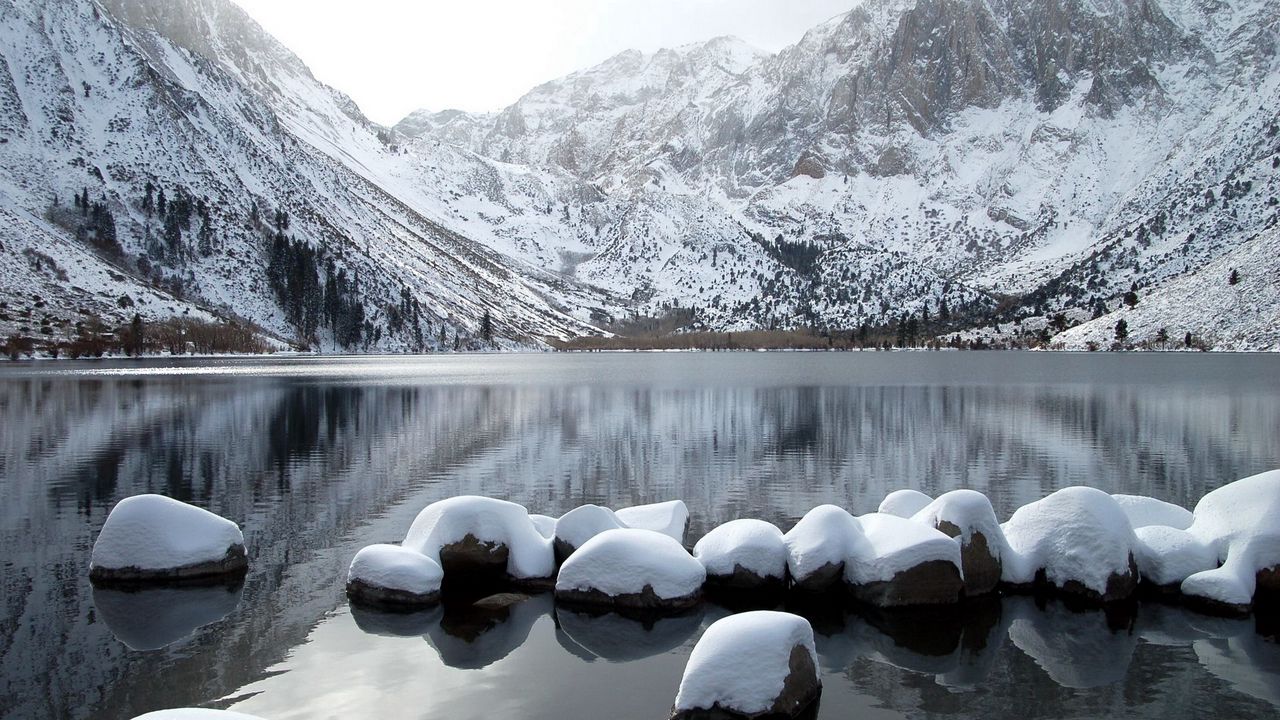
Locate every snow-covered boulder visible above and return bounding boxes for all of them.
[132,707,264,712]
[529,514,557,539]
[694,519,788,593]
[1132,526,1218,589]
[615,500,690,544]
[553,504,627,564]
[1112,494,1194,530]
[1001,487,1140,602]
[1181,470,1280,613]
[911,490,1006,596]
[847,513,963,607]
[90,495,247,583]
[783,505,868,593]
[555,528,705,612]
[878,489,934,518]
[672,611,820,720]
[401,496,554,585]
[346,544,443,607]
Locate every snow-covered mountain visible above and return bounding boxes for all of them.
[1,0,1277,352]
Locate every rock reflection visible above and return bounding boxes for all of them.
[1006,597,1138,689]
[93,582,244,651]
[424,593,550,669]
[554,605,706,662]
[348,604,442,638]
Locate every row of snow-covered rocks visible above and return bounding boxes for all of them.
[343,470,1280,615]
[88,470,1279,615]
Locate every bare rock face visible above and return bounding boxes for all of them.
[1045,553,1140,604]
[439,533,510,583]
[847,559,965,607]
[705,564,787,595]
[937,521,1002,597]
[792,153,826,180]
[346,577,440,608]
[555,584,703,614]
[789,561,845,595]
[90,544,248,585]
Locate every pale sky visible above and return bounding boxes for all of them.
[230,0,856,126]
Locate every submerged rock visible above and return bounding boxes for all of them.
[90,495,247,584]
[556,528,705,612]
[346,544,443,607]
[672,611,821,720]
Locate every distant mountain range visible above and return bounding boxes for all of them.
[1,0,1276,352]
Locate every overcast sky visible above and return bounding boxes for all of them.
[230,0,856,125]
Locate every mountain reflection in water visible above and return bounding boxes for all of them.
[0,353,1277,720]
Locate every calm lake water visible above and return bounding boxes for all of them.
[1,352,1278,720]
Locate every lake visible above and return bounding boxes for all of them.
[0,352,1278,720]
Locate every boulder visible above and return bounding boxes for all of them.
[553,504,627,564]
[878,489,933,518]
[1181,470,1280,614]
[1001,487,1141,603]
[615,500,690,544]
[556,528,705,612]
[783,505,867,594]
[672,611,820,720]
[346,544,443,607]
[847,513,963,607]
[90,495,247,584]
[694,519,788,594]
[911,490,1006,596]
[401,496,554,587]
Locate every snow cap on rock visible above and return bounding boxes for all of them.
[402,496,554,580]
[694,519,788,580]
[91,494,245,578]
[878,489,934,518]
[556,528,705,601]
[615,500,690,544]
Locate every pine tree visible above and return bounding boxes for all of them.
[157,188,167,218]
[1123,289,1139,308]
[1115,319,1129,342]
[1228,269,1240,285]
[143,182,154,217]
[481,310,493,343]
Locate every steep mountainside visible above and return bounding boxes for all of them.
[401,0,1280,348]
[0,0,614,352]
[1,0,1276,353]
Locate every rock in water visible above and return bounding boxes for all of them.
[555,528,705,612]
[401,496,555,586]
[672,611,821,719]
[847,513,964,607]
[1001,487,1140,603]
[553,504,627,564]
[694,519,788,594]
[346,544,444,607]
[783,505,866,593]
[878,489,935,518]
[1181,469,1280,614]
[90,495,247,583]
[911,490,1007,596]
[615,500,690,544]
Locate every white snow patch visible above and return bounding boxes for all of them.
[674,611,819,715]
[401,496,554,580]
[694,519,788,579]
[615,500,690,544]
[878,489,934,518]
[911,489,1008,557]
[1182,470,1280,607]
[90,495,243,573]
[1133,526,1218,587]
[132,712,264,720]
[1112,494,1194,530]
[555,504,627,550]
[347,544,443,596]
[556,528,705,600]
[848,513,962,585]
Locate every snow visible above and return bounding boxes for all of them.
[1181,469,1280,607]
[554,504,627,550]
[1133,526,1218,587]
[878,490,934,518]
[401,496,554,580]
[133,707,264,712]
[529,514,557,539]
[347,544,443,596]
[1112,494,1195,530]
[90,494,243,573]
[614,500,689,544]
[693,519,788,579]
[783,505,869,585]
[1000,486,1139,596]
[911,489,1007,551]
[673,611,818,715]
[847,513,962,585]
[555,528,705,600]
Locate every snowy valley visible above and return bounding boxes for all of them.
[0,0,1277,353]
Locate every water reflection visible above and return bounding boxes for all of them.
[1,354,1278,720]
[555,605,709,663]
[93,583,244,651]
